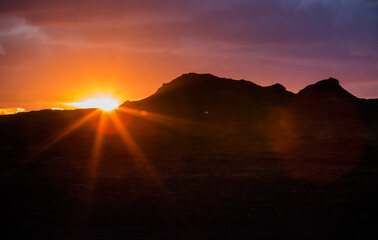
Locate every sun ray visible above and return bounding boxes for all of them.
[32,109,101,157]
[109,111,190,221]
[80,112,107,236]
[109,111,164,186]
[2,110,101,178]
[88,112,106,180]
[84,111,106,204]
[116,106,237,138]
[116,106,194,131]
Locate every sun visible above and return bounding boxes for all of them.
[67,97,120,111]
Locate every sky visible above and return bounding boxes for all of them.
[0,0,377,112]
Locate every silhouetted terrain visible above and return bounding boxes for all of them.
[0,73,377,239]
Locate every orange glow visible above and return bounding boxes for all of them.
[66,97,120,111]
[0,108,25,115]
[140,110,148,116]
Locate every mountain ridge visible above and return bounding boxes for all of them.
[121,73,367,108]
[120,73,374,118]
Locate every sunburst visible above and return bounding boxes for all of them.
[66,97,120,112]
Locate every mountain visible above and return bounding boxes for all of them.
[294,77,359,115]
[298,77,356,98]
[121,73,370,114]
[143,73,294,104]
[121,73,295,120]
[121,73,376,126]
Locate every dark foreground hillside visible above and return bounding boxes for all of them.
[0,73,377,239]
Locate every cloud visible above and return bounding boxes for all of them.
[1,1,376,52]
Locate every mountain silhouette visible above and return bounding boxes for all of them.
[121,73,294,122]
[121,73,362,110]
[121,73,375,125]
[121,73,294,120]
[298,77,356,98]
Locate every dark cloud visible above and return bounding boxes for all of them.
[1,0,376,49]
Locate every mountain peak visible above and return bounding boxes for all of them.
[315,77,340,87]
[153,73,224,97]
[153,73,261,97]
[176,72,218,81]
[268,83,286,91]
[298,77,355,98]
[309,77,340,89]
